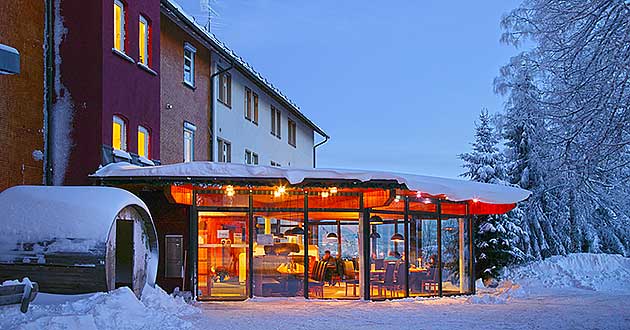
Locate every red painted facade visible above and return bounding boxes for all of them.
[56,0,161,185]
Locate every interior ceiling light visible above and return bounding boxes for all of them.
[390,233,404,242]
[326,232,338,240]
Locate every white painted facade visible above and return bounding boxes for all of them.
[212,56,315,168]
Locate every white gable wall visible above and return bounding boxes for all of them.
[213,56,314,168]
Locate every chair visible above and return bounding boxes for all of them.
[372,262,396,298]
[308,260,326,298]
[421,267,438,294]
[343,260,359,296]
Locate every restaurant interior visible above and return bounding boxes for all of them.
[190,185,473,300]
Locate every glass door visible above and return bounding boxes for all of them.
[197,211,249,300]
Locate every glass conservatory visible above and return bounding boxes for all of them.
[92,162,529,301]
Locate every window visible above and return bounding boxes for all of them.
[218,66,231,106]
[270,160,281,167]
[113,0,125,52]
[183,122,196,162]
[138,16,150,66]
[183,43,196,87]
[218,138,231,163]
[245,150,259,165]
[271,106,281,138]
[288,119,297,147]
[244,88,259,124]
[112,115,127,151]
[138,126,150,158]
[245,87,252,120]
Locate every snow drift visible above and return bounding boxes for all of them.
[503,253,630,293]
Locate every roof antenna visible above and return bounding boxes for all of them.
[200,0,219,32]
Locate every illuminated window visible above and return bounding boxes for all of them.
[138,126,150,158]
[113,0,125,52]
[245,150,259,165]
[288,119,297,147]
[271,106,281,138]
[112,115,127,151]
[138,16,149,66]
[184,122,196,162]
[218,66,231,106]
[183,43,196,87]
[218,138,231,163]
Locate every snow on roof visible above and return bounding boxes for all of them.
[92,162,531,205]
[0,186,151,244]
[161,0,328,138]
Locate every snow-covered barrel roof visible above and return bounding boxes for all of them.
[0,186,152,244]
[92,162,531,205]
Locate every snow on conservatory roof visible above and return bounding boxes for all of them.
[92,162,531,205]
[161,0,328,139]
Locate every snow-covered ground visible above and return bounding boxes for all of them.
[1,253,629,330]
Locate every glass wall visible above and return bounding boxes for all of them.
[408,216,439,297]
[307,212,360,299]
[252,211,305,297]
[440,217,471,295]
[368,213,406,299]
[193,188,473,300]
[197,211,249,300]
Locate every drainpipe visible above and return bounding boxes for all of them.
[312,135,329,168]
[209,55,233,162]
[44,0,54,185]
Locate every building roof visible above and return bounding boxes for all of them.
[92,162,532,205]
[161,0,329,139]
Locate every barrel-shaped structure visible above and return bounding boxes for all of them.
[0,186,158,297]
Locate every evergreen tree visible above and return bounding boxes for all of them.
[459,110,525,282]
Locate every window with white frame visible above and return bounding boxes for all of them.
[271,106,281,138]
[183,43,196,87]
[138,16,150,66]
[218,66,232,107]
[137,126,150,158]
[113,0,125,52]
[288,119,297,147]
[112,115,127,151]
[218,138,231,163]
[244,87,258,124]
[183,122,196,162]
[245,149,259,165]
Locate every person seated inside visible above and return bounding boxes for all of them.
[322,250,339,285]
[384,251,400,261]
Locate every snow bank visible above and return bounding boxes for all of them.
[0,286,199,330]
[504,253,630,293]
[468,280,526,304]
[93,162,531,204]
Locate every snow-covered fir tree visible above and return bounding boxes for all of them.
[495,0,630,258]
[459,110,525,281]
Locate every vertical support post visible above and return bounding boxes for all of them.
[404,196,410,297]
[189,190,198,298]
[361,200,371,300]
[303,191,309,299]
[436,200,443,297]
[458,216,465,293]
[248,190,254,298]
[468,204,475,294]
[336,220,342,257]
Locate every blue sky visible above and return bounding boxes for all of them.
[178,0,524,178]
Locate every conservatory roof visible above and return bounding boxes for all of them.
[92,162,531,206]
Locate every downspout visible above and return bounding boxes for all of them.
[44,0,54,185]
[209,55,233,162]
[312,135,329,168]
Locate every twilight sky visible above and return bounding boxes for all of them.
[178,0,524,178]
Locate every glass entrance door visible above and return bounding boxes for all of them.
[197,211,249,300]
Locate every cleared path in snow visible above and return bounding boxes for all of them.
[193,288,630,330]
